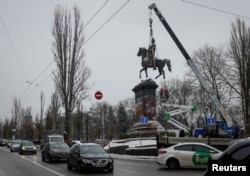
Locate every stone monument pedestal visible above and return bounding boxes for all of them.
[128,79,165,134]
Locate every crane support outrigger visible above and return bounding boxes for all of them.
[148,3,233,127]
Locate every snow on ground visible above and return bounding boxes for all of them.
[110,153,157,161]
[104,139,156,149]
[104,138,157,161]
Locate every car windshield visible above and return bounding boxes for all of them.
[22,141,34,146]
[50,143,69,150]
[50,136,64,142]
[12,140,22,145]
[80,145,105,154]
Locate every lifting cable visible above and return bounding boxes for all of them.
[148,9,158,57]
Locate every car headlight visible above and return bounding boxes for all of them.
[33,147,37,150]
[22,147,25,150]
[108,158,113,163]
[82,158,92,164]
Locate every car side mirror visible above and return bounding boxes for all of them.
[74,150,80,155]
[210,150,217,154]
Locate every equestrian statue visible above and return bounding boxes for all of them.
[137,47,172,79]
[137,8,172,79]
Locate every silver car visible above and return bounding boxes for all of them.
[19,141,37,155]
[10,140,22,152]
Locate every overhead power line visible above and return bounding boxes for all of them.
[84,0,130,45]
[83,0,109,29]
[19,1,112,104]
[20,61,54,103]
[21,72,52,104]
[0,17,28,81]
[5,1,130,107]
[182,0,250,20]
[30,60,54,84]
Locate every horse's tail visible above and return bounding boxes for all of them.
[165,59,172,72]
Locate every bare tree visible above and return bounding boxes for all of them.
[46,93,61,130]
[229,18,250,135]
[39,91,45,140]
[72,101,84,140]
[40,91,45,123]
[187,44,236,125]
[157,78,195,130]
[52,5,91,138]
[121,97,136,129]
[11,96,23,136]
[1,118,10,139]
[21,107,33,140]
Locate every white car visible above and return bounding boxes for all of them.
[157,142,222,169]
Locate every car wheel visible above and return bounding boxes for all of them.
[76,162,82,173]
[67,160,72,170]
[19,152,23,155]
[47,155,52,163]
[167,158,179,169]
[42,153,45,161]
[34,151,37,155]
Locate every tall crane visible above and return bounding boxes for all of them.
[148,3,233,127]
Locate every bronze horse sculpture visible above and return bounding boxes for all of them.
[137,47,172,79]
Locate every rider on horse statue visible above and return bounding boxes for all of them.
[145,14,156,70]
[145,19,157,70]
[137,9,172,79]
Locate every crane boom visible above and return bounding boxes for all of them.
[164,104,192,132]
[168,118,190,133]
[149,3,233,127]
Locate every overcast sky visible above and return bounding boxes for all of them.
[1,0,250,119]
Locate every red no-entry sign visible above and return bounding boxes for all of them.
[95,91,103,100]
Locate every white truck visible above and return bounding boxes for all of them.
[40,130,64,149]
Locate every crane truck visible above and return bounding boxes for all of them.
[148,4,239,148]
[148,3,234,129]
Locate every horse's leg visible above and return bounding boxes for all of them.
[140,67,148,78]
[155,74,161,79]
[162,69,165,79]
[155,68,162,79]
[139,68,143,78]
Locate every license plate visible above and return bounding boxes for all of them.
[95,163,106,167]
